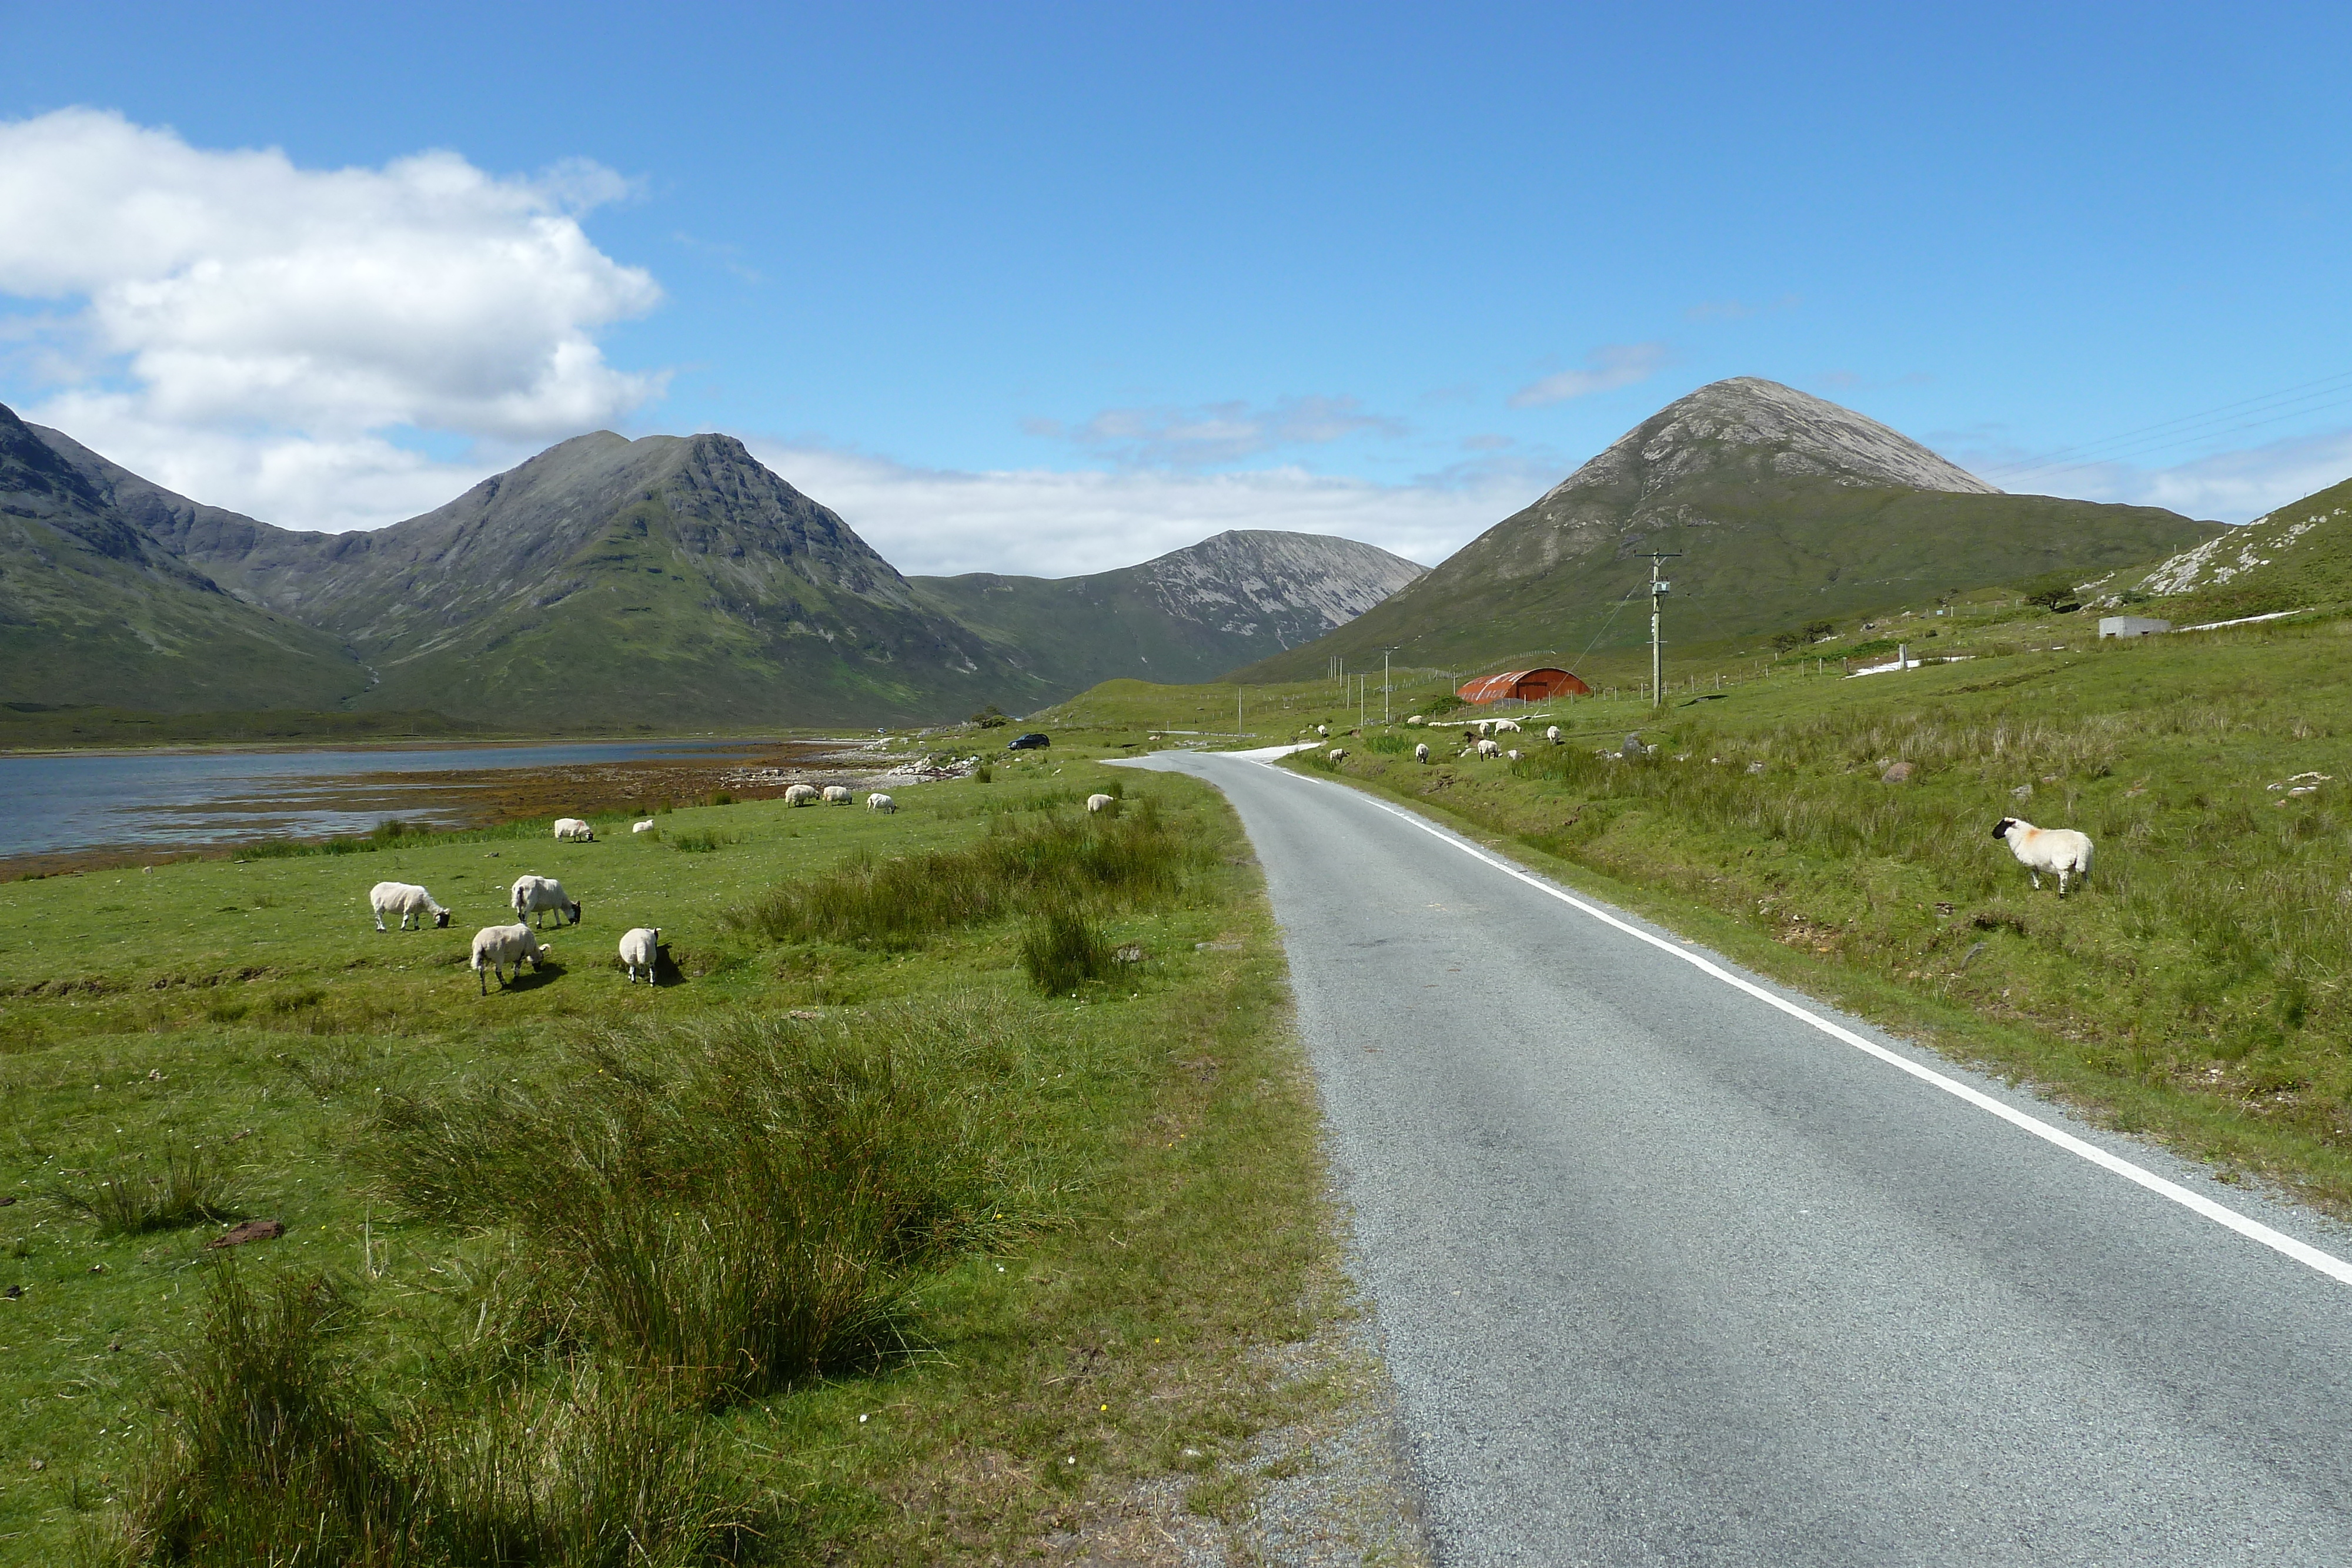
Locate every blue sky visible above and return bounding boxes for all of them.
[4,1,2348,574]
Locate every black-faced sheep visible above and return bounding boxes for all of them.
[511,874,582,928]
[1993,817,2094,894]
[369,881,450,931]
[1414,742,1431,764]
[472,922,551,993]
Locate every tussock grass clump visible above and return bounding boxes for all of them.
[107,1268,765,1567]
[724,800,1190,948]
[374,998,1031,1407]
[1020,905,1113,994]
[47,1143,238,1235]
[667,828,730,853]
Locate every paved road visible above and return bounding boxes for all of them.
[1134,748,2352,1567]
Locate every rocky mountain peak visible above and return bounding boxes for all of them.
[1131,529,1427,632]
[1545,377,1999,502]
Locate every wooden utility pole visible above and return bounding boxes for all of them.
[1640,552,1681,710]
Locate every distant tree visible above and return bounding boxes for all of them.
[969,704,1010,728]
[1806,620,1835,641]
[2019,574,2080,613]
[1770,630,1808,654]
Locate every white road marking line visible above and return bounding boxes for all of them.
[1242,756,2352,1288]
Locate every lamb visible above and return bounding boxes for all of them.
[369,881,450,931]
[866,793,897,813]
[1545,726,1562,744]
[1992,817,2094,895]
[1414,742,1431,764]
[471,923,551,994]
[1085,793,1117,813]
[553,817,594,842]
[632,819,656,834]
[511,874,582,928]
[619,926,660,984]
[784,784,820,806]
[821,785,853,805]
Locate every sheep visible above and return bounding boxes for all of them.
[1405,715,1424,726]
[1492,718,1522,734]
[369,881,450,931]
[1316,724,1328,737]
[1992,818,2094,895]
[471,922,551,994]
[1506,748,1522,761]
[784,784,820,806]
[1476,738,1502,759]
[1085,793,1117,813]
[1329,747,1347,762]
[866,793,897,814]
[619,926,660,984]
[821,785,853,805]
[632,819,656,834]
[1414,742,1431,764]
[1474,719,1494,738]
[553,817,594,842]
[1546,726,1562,744]
[511,874,582,928]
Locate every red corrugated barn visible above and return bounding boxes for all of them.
[1458,668,1591,704]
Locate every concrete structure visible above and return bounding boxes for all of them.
[2099,616,2173,638]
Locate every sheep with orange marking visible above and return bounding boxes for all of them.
[1992,817,2094,895]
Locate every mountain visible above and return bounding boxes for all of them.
[2116,476,2352,624]
[910,530,1426,693]
[12,408,1428,726]
[1228,377,2229,682]
[0,403,369,710]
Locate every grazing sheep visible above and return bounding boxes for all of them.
[1476,738,1502,759]
[1506,748,1522,761]
[1316,724,1329,737]
[1085,793,1117,813]
[784,784,820,806]
[471,922,551,994]
[866,793,897,813]
[1329,747,1347,762]
[1993,818,2094,894]
[1474,719,1494,738]
[821,785,853,805]
[1493,718,1522,734]
[1414,742,1431,764]
[369,881,450,931]
[619,926,660,984]
[511,874,582,928]
[1546,726,1562,744]
[632,818,656,834]
[553,817,594,842]
[1405,715,1424,726]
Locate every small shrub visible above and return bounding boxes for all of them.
[46,1144,239,1235]
[1020,906,1112,994]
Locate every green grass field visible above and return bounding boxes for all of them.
[0,764,1379,1563]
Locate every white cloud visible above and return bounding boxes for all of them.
[1963,424,2352,524]
[747,440,1552,578]
[1027,394,1406,469]
[1507,342,1671,408]
[0,108,661,526]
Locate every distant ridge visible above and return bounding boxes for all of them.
[7,407,1428,724]
[912,530,1426,692]
[1230,377,2224,681]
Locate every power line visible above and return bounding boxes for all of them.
[1987,370,2352,484]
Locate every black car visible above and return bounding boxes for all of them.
[1007,732,1051,751]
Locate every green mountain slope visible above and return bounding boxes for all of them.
[1228,377,2226,683]
[0,404,368,710]
[910,530,1426,693]
[2113,476,2352,624]
[34,422,1055,726]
